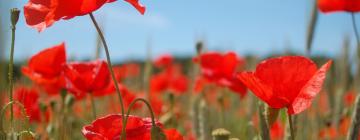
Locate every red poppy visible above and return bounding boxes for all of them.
[63,60,115,99]
[318,0,360,13]
[194,52,247,97]
[24,0,145,32]
[344,90,356,107]
[270,121,284,140]
[113,63,140,81]
[82,114,183,140]
[319,125,338,139]
[237,56,332,115]
[150,64,188,95]
[154,54,174,68]
[119,84,141,109]
[22,43,66,95]
[14,87,49,123]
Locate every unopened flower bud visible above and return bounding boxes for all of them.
[151,125,166,140]
[65,95,75,107]
[196,41,203,55]
[38,102,48,112]
[10,8,20,27]
[211,128,230,140]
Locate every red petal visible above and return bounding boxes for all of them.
[64,60,112,95]
[164,129,184,140]
[288,60,332,114]
[28,42,66,77]
[318,0,360,13]
[82,115,161,139]
[124,0,146,15]
[221,52,238,77]
[254,56,318,106]
[236,72,283,107]
[23,0,52,32]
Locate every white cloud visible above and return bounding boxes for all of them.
[101,6,170,29]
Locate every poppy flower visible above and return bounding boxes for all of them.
[154,54,174,68]
[22,42,66,95]
[113,63,140,81]
[270,121,284,140]
[82,114,183,140]
[319,125,338,139]
[194,52,247,97]
[344,90,356,107]
[150,64,188,95]
[63,60,115,99]
[107,84,142,113]
[24,0,145,32]
[318,0,360,13]
[237,56,332,114]
[13,87,49,123]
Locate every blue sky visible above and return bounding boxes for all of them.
[0,0,358,63]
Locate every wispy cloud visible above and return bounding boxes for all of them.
[102,6,171,29]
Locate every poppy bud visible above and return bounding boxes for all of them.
[265,106,280,126]
[60,89,67,99]
[10,8,20,27]
[50,100,57,110]
[196,42,203,55]
[211,128,230,140]
[65,95,75,107]
[151,125,167,140]
[38,102,47,113]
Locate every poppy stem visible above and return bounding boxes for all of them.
[351,13,360,59]
[89,93,97,119]
[121,98,156,133]
[8,8,19,135]
[346,95,360,140]
[122,98,157,139]
[89,13,126,139]
[287,113,295,140]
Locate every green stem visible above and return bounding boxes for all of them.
[90,93,97,119]
[89,13,126,139]
[288,113,295,140]
[122,98,157,140]
[352,13,360,59]
[0,101,31,132]
[8,14,16,134]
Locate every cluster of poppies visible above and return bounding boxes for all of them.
[3,0,360,139]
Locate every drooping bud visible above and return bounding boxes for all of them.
[151,125,167,140]
[211,128,230,140]
[10,8,20,27]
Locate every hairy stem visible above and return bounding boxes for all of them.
[122,98,157,139]
[89,13,126,139]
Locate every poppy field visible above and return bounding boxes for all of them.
[1,0,360,140]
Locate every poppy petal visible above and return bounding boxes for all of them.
[288,60,332,114]
[318,0,360,13]
[254,56,318,105]
[237,72,280,107]
[124,0,146,15]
